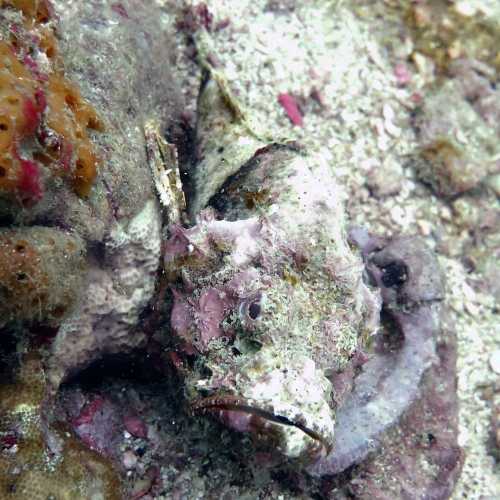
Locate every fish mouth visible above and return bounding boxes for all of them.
[191,395,332,462]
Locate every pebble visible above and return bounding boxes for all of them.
[489,350,500,375]
[123,450,138,469]
[390,205,407,226]
[453,1,477,17]
[366,162,403,198]
[417,219,432,236]
[394,62,411,86]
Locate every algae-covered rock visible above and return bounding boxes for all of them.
[1,0,182,496]
[413,79,499,197]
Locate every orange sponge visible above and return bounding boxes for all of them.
[0,1,104,205]
[0,227,86,325]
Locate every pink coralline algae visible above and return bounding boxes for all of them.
[22,92,46,135]
[124,415,148,439]
[394,62,412,86]
[278,92,304,126]
[18,158,42,202]
[111,2,129,18]
[70,394,122,457]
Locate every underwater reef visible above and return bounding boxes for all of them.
[3,0,497,498]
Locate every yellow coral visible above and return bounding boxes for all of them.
[0,41,39,194]
[0,353,122,499]
[46,75,104,196]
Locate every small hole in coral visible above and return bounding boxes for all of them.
[45,46,55,58]
[0,123,8,131]
[15,272,28,282]
[9,37,19,51]
[427,432,436,445]
[7,97,19,106]
[15,244,25,253]
[0,165,6,177]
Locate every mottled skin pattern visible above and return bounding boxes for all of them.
[162,67,461,495]
[164,72,380,463]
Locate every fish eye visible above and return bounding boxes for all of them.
[248,301,261,320]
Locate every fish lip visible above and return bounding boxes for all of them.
[191,394,332,457]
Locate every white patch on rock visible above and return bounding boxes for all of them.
[49,199,162,388]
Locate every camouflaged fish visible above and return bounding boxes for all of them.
[162,69,381,464]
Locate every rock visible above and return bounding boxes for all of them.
[413,79,499,197]
[124,415,148,439]
[0,1,181,497]
[41,0,183,389]
[122,450,138,470]
[366,161,403,198]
